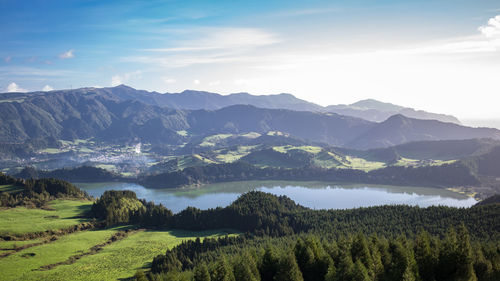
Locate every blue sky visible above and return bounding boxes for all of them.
[1,0,499,119]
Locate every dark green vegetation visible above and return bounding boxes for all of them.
[91,190,499,281]
[141,160,479,189]
[84,188,500,280]
[347,138,500,162]
[0,173,90,208]
[147,226,499,281]
[89,190,499,240]
[14,165,119,182]
[475,194,500,206]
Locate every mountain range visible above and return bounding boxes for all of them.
[105,86,461,123]
[0,85,498,150]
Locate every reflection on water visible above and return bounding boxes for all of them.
[75,180,477,213]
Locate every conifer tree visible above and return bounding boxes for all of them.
[415,230,437,281]
[274,252,304,281]
[260,246,278,281]
[194,263,211,281]
[211,257,235,281]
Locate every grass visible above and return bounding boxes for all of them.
[240,132,261,138]
[39,148,65,154]
[213,145,256,163]
[392,157,456,167]
[341,156,386,172]
[0,238,44,250]
[268,146,386,171]
[0,200,93,235]
[9,229,236,281]
[95,164,117,171]
[77,147,94,153]
[311,151,343,169]
[0,227,121,281]
[199,134,233,147]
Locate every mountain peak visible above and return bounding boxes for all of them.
[111,84,136,90]
[350,99,404,111]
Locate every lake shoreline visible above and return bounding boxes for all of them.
[73,180,478,213]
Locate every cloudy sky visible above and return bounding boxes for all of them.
[1,0,499,120]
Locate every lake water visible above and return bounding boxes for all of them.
[74,180,477,213]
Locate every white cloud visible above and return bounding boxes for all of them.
[478,15,500,38]
[145,27,280,53]
[208,80,221,86]
[162,77,176,84]
[123,27,281,68]
[110,70,142,86]
[42,85,54,91]
[396,15,500,55]
[59,49,75,59]
[193,79,200,85]
[6,82,27,92]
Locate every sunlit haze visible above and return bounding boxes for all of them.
[1,0,499,120]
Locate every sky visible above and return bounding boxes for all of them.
[1,0,499,120]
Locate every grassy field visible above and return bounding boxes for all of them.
[393,157,457,167]
[21,229,236,281]
[341,156,386,171]
[199,134,233,147]
[213,145,257,163]
[272,145,322,154]
[0,227,121,281]
[0,228,235,281]
[0,200,93,235]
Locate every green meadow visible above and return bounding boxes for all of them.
[0,200,92,235]
[19,229,235,281]
[0,227,235,281]
[0,197,237,281]
[0,227,121,281]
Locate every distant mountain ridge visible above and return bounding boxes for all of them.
[0,85,460,124]
[1,85,497,150]
[325,99,461,124]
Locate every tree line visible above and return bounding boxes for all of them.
[139,226,499,281]
[89,190,500,242]
[140,161,479,189]
[0,172,90,207]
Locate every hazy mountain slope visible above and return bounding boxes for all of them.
[187,105,374,146]
[0,90,373,146]
[325,99,461,124]
[343,138,500,162]
[0,90,189,144]
[104,86,323,112]
[462,146,500,177]
[2,86,461,124]
[347,114,500,149]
